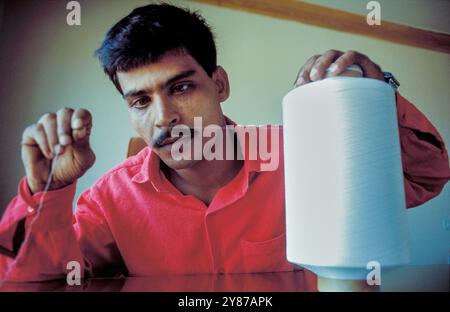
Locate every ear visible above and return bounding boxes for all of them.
[212,66,230,102]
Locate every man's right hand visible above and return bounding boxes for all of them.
[21,108,96,194]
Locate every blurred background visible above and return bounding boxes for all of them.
[0,0,449,265]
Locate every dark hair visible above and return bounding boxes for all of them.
[95,3,217,93]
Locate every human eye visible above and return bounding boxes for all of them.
[171,82,194,94]
[130,96,151,109]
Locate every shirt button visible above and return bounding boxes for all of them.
[27,206,35,214]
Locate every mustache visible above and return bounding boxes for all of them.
[152,128,196,148]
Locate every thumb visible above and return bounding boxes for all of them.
[71,109,92,148]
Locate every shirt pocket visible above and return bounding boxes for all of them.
[240,232,295,273]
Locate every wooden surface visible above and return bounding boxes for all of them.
[127,137,147,157]
[1,265,448,292]
[192,0,450,54]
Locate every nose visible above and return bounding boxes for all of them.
[154,95,180,129]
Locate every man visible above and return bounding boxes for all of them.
[0,4,449,281]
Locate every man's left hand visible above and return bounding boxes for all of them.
[293,50,384,88]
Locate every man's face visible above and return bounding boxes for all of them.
[117,51,229,170]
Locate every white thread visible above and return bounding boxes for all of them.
[36,151,60,214]
[2,148,60,283]
[283,77,410,280]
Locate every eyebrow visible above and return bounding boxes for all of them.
[122,69,197,99]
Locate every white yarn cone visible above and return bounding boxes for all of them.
[283,77,410,280]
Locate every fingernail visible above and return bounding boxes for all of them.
[328,63,338,74]
[295,77,304,87]
[60,134,72,146]
[310,67,318,80]
[73,119,83,129]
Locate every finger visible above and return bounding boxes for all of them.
[310,49,343,81]
[294,55,320,88]
[38,113,58,155]
[333,50,384,80]
[57,107,74,147]
[71,108,92,144]
[331,50,364,76]
[22,123,53,159]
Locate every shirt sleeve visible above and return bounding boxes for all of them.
[396,93,450,208]
[0,177,125,282]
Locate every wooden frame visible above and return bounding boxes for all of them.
[191,0,450,54]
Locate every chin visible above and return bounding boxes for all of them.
[161,158,200,170]
[153,146,198,170]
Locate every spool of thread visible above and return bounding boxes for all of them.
[282,75,410,280]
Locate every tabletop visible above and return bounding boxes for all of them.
[0,264,448,292]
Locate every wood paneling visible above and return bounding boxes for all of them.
[192,0,450,54]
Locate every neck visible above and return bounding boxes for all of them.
[162,131,244,205]
[168,158,243,191]
[164,157,243,206]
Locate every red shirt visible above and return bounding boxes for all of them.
[0,93,449,282]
